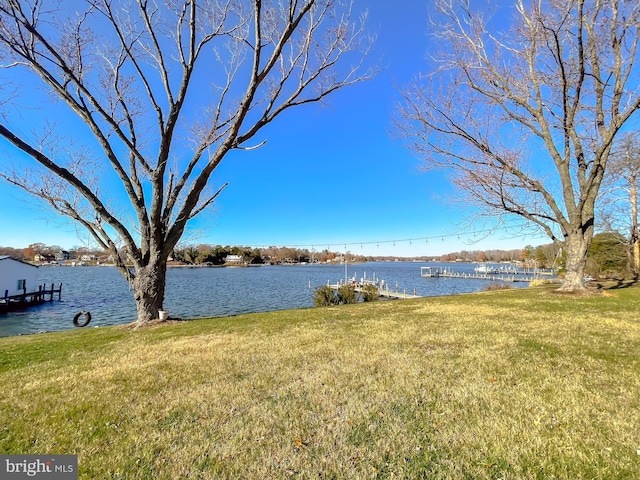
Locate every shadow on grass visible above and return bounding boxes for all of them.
[595,277,640,290]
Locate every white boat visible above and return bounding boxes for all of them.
[474,264,500,274]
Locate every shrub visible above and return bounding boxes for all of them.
[483,282,512,291]
[337,284,358,304]
[361,284,380,302]
[314,286,337,307]
[314,283,380,307]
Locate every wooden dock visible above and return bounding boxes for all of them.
[328,281,421,300]
[439,272,536,283]
[0,283,62,313]
[371,285,420,299]
[420,266,540,283]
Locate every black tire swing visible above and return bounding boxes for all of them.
[73,239,93,328]
[73,310,92,327]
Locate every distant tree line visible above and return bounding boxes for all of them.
[171,245,264,265]
[430,245,561,268]
[0,243,106,263]
[170,245,372,265]
[0,239,630,279]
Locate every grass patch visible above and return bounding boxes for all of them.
[1,285,640,478]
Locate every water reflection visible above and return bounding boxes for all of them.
[0,262,532,337]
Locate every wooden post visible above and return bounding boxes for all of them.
[58,283,62,300]
[50,283,54,301]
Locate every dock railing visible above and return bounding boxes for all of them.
[1,283,62,312]
[327,279,420,300]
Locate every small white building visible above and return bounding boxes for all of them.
[225,254,244,264]
[0,256,38,298]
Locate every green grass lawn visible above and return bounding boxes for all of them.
[1,284,639,479]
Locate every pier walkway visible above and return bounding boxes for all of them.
[421,266,543,283]
[327,281,421,300]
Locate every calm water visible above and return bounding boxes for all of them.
[0,262,530,337]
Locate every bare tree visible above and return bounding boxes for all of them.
[0,0,375,324]
[396,0,640,291]
[598,132,640,275]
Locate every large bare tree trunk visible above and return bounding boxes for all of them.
[131,258,168,324]
[560,231,591,291]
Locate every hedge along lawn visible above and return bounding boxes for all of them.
[1,284,640,479]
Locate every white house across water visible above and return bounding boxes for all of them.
[0,256,38,297]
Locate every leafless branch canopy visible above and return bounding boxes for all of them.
[397,0,640,245]
[0,0,375,278]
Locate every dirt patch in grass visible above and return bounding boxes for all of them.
[538,282,611,297]
[118,318,188,330]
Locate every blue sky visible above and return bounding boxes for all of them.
[0,1,546,257]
